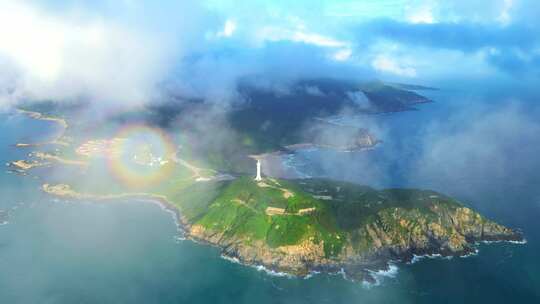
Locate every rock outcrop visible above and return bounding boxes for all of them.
[183,180,523,282]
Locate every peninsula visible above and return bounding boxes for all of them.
[41,176,523,283]
[9,81,525,283]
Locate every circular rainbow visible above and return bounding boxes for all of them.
[108,124,176,189]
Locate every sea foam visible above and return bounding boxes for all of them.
[219,254,293,278]
[362,264,399,288]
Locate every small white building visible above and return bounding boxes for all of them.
[254,159,263,181]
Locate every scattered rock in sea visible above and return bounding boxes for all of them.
[0,210,9,225]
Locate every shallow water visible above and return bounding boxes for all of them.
[1,103,539,303]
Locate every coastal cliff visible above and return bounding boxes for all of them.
[37,172,523,283]
[176,178,523,282]
[38,175,523,283]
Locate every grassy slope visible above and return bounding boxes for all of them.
[177,177,465,258]
[184,177,345,257]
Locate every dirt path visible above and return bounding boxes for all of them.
[256,181,294,199]
[172,154,221,181]
[232,198,260,214]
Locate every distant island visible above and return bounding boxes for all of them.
[8,78,525,283]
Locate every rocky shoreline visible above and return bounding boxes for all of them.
[40,183,524,284]
[191,227,523,284]
[15,109,69,147]
[209,239,520,285]
[182,200,525,283]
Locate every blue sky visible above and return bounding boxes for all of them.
[0,0,538,106]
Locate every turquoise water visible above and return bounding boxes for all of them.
[1,105,539,303]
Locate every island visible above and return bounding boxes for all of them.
[9,78,525,283]
[40,176,522,282]
[187,178,522,282]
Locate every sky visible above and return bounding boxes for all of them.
[0,0,539,108]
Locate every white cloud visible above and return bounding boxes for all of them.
[497,0,514,25]
[304,85,324,96]
[0,1,172,107]
[0,3,65,81]
[0,0,535,110]
[410,102,540,199]
[256,25,353,61]
[333,48,352,61]
[346,91,370,110]
[372,55,417,77]
[257,25,349,48]
[290,31,347,48]
[217,19,237,37]
[406,5,435,24]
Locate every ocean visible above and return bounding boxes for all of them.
[1,92,539,303]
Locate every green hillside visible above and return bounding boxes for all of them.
[173,177,517,261]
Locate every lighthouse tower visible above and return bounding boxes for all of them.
[254,159,263,181]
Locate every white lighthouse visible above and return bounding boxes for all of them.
[254,159,263,181]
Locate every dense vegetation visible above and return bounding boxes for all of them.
[172,177,344,256]
[173,177,465,258]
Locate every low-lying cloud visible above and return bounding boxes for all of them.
[1,0,539,111]
[409,101,540,200]
[0,1,180,108]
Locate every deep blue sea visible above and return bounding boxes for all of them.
[1,90,539,303]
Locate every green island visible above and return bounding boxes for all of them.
[9,80,525,283]
[39,176,522,282]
